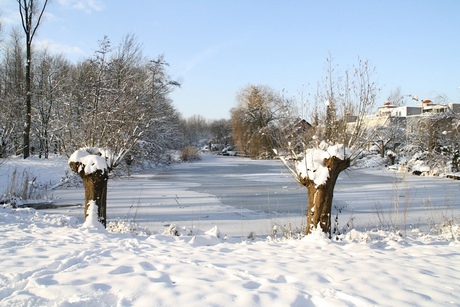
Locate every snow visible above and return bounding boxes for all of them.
[296,148,329,186]
[1,154,460,306]
[81,200,106,230]
[68,148,112,174]
[327,143,349,160]
[296,143,350,187]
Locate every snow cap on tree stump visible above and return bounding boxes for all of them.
[296,142,350,187]
[68,147,114,175]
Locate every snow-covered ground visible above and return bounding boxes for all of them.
[0,154,459,306]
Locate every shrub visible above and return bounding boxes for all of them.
[180,146,201,162]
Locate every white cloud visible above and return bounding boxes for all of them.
[184,41,235,74]
[0,5,19,26]
[58,0,105,14]
[0,15,16,27]
[0,1,55,27]
[35,38,85,59]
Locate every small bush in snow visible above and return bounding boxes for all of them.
[163,224,181,236]
[5,169,38,206]
[270,222,304,241]
[107,218,151,236]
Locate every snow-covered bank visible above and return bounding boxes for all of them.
[0,155,69,204]
[1,206,459,306]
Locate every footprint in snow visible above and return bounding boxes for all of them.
[109,265,134,275]
[139,261,156,271]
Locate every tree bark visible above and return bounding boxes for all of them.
[69,162,108,227]
[299,156,350,237]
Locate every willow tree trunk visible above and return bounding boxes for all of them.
[69,162,108,227]
[299,156,350,237]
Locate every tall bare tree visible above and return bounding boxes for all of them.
[17,0,49,158]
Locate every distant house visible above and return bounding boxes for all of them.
[289,119,313,140]
[347,101,460,131]
[345,100,460,154]
[377,102,422,117]
[278,119,313,154]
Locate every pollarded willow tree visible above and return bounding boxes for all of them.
[278,56,379,237]
[67,34,181,227]
[68,148,116,227]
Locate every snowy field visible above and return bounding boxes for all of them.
[0,154,459,306]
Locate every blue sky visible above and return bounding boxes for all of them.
[1,0,459,120]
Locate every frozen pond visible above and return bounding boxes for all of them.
[48,154,460,236]
[154,154,307,214]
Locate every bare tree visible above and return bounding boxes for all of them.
[231,84,291,159]
[0,29,25,157]
[17,0,49,158]
[33,52,71,158]
[409,112,459,170]
[130,53,182,163]
[370,117,406,160]
[210,119,232,150]
[180,115,211,147]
